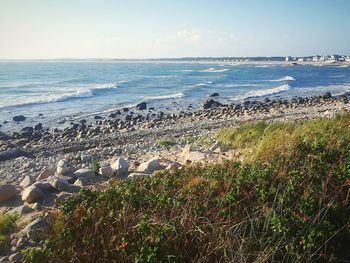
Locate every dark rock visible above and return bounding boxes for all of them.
[38,113,44,116]
[12,115,26,122]
[122,107,129,112]
[94,115,102,120]
[322,92,332,99]
[21,126,34,133]
[203,99,223,109]
[136,102,147,110]
[209,93,220,97]
[0,131,10,141]
[3,121,9,124]
[0,148,33,162]
[34,123,43,130]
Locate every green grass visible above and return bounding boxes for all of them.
[31,113,350,262]
[156,139,176,148]
[0,213,19,242]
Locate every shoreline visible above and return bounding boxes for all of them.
[1,91,349,185]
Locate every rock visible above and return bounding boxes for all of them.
[203,99,223,109]
[136,157,164,174]
[182,144,192,157]
[8,252,22,263]
[0,184,17,203]
[56,159,75,175]
[22,217,50,241]
[0,148,32,162]
[74,178,89,187]
[136,102,147,110]
[209,92,220,97]
[128,172,151,178]
[34,123,43,130]
[184,151,206,162]
[74,168,95,179]
[0,256,9,263]
[32,181,52,192]
[322,92,332,99]
[47,176,70,192]
[36,166,55,181]
[99,165,113,177]
[110,157,129,176]
[12,115,26,122]
[94,115,102,119]
[0,131,10,141]
[81,154,94,163]
[6,205,34,216]
[19,175,33,188]
[31,203,42,211]
[22,186,44,203]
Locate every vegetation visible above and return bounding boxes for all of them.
[0,213,18,241]
[33,114,350,262]
[156,139,176,149]
[90,160,101,175]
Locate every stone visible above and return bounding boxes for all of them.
[56,159,75,175]
[31,202,42,211]
[99,165,113,177]
[32,181,52,192]
[0,184,17,203]
[136,157,164,174]
[209,92,220,97]
[34,123,43,130]
[110,157,129,176]
[22,217,50,241]
[74,178,89,187]
[20,175,33,188]
[0,256,9,263]
[37,166,55,181]
[136,102,147,110]
[8,252,22,263]
[185,151,206,162]
[182,144,192,157]
[12,115,26,122]
[74,168,95,179]
[21,186,44,203]
[6,205,34,216]
[322,92,332,99]
[203,99,223,109]
[81,154,94,163]
[128,172,151,178]
[0,148,32,162]
[47,176,70,192]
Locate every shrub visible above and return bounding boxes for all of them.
[89,160,101,175]
[156,139,176,148]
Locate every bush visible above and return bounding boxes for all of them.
[89,160,101,175]
[37,113,350,262]
[0,213,19,240]
[156,139,176,149]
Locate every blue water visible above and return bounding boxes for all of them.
[0,61,349,131]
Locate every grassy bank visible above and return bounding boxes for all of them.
[29,114,350,262]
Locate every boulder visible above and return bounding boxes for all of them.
[32,181,52,192]
[322,92,332,99]
[0,148,32,162]
[19,175,33,188]
[6,205,34,216]
[136,157,164,174]
[22,217,50,241]
[184,151,206,162]
[74,168,95,179]
[56,159,75,175]
[209,92,220,97]
[203,99,223,109]
[12,115,26,122]
[47,176,70,192]
[99,165,113,177]
[36,166,55,181]
[110,157,129,176]
[136,102,147,110]
[81,154,94,163]
[8,252,22,263]
[21,186,44,203]
[0,184,17,203]
[0,131,10,141]
[74,178,89,187]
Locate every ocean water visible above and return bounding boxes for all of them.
[0,61,349,131]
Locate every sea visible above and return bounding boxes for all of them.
[0,61,349,132]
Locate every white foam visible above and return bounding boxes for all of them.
[199,68,229,73]
[270,76,295,82]
[232,84,290,101]
[338,65,349,68]
[144,92,185,101]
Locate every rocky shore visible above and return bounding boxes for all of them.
[1,92,350,261]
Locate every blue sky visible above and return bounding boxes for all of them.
[0,0,349,59]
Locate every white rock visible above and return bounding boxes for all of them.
[47,176,70,192]
[99,165,113,177]
[182,144,192,156]
[6,205,34,216]
[74,168,95,179]
[81,154,94,163]
[184,151,206,162]
[8,252,22,263]
[21,186,44,203]
[56,159,75,175]
[74,178,88,187]
[20,175,33,188]
[136,157,164,173]
[22,217,50,241]
[32,181,52,192]
[128,172,151,178]
[36,166,55,181]
[110,157,129,176]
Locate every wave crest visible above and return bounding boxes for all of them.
[270,76,295,82]
[144,92,185,101]
[199,68,229,73]
[234,84,290,100]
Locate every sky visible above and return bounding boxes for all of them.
[0,0,349,59]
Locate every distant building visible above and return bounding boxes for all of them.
[297,57,305,62]
[346,56,350,62]
[285,56,291,62]
[313,56,320,62]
